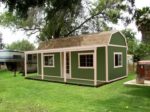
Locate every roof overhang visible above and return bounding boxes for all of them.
[25,45,107,54]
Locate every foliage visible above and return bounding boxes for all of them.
[122,29,137,54]
[0,0,135,41]
[6,39,35,51]
[134,42,150,61]
[134,7,150,31]
[122,29,150,62]
[134,7,150,43]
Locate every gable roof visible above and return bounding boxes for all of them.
[38,31,120,50]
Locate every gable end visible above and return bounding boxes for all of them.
[109,32,127,46]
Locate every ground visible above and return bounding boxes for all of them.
[0,70,150,112]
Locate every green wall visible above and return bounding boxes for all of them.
[108,46,127,80]
[110,32,126,46]
[97,47,106,81]
[44,53,61,76]
[71,51,94,80]
[38,53,41,75]
[38,53,61,76]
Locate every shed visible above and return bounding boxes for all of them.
[24,31,128,86]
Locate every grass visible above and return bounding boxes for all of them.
[0,70,150,112]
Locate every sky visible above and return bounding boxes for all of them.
[0,0,150,46]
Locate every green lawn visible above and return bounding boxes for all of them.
[0,70,150,112]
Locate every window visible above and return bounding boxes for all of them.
[44,54,54,67]
[114,52,122,68]
[79,53,93,68]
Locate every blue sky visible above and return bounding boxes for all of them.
[0,0,150,46]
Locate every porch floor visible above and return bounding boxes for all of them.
[26,75,105,87]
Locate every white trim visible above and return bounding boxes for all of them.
[94,48,97,86]
[105,46,108,82]
[44,75,62,78]
[41,53,44,80]
[24,53,27,77]
[78,52,94,69]
[64,52,67,82]
[25,45,105,54]
[69,52,72,78]
[108,44,127,48]
[114,52,123,68]
[108,76,127,82]
[60,52,63,78]
[43,54,55,67]
[69,78,106,83]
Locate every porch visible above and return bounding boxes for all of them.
[24,45,106,86]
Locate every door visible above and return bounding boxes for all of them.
[66,52,71,78]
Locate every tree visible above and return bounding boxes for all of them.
[0,0,135,41]
[122,29,137,54]
[6,39,35,51]
[134,7,150,43]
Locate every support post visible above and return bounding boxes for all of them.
[41,53,44,80]
[64,52,67,82]
[106,46,108,82]
[24,53,27,77]
[94,48,97,86]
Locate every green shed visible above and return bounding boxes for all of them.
[24,31,128,86]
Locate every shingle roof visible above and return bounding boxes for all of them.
[38,31,117,50]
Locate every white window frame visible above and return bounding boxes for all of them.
[78,53,94,69]
[114,52,123,68]
[43,54,55,67]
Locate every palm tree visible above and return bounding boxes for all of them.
[134,7,150,43]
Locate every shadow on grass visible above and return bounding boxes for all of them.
[123,87,150,98]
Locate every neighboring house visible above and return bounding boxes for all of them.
[24,31,127,86]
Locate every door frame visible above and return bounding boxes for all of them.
[61,52,71,79]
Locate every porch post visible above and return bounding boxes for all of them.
[24,53,27,77]
[64,52,67,82]
[41,53,44,80]
[105,46,108,82]
[94,48,97,86]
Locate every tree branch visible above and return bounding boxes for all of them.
[64,12,106,37]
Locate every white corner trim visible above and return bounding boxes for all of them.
[24,53,27,77]
[64,52,67,82]
[41,53,44,80]
[60,52,63,78]
[78,52,94,69]
[69,52,72,78]
[114,52,123,68]
[94,48,97,86]
[43,54,55,67]
[105,46,108,82]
